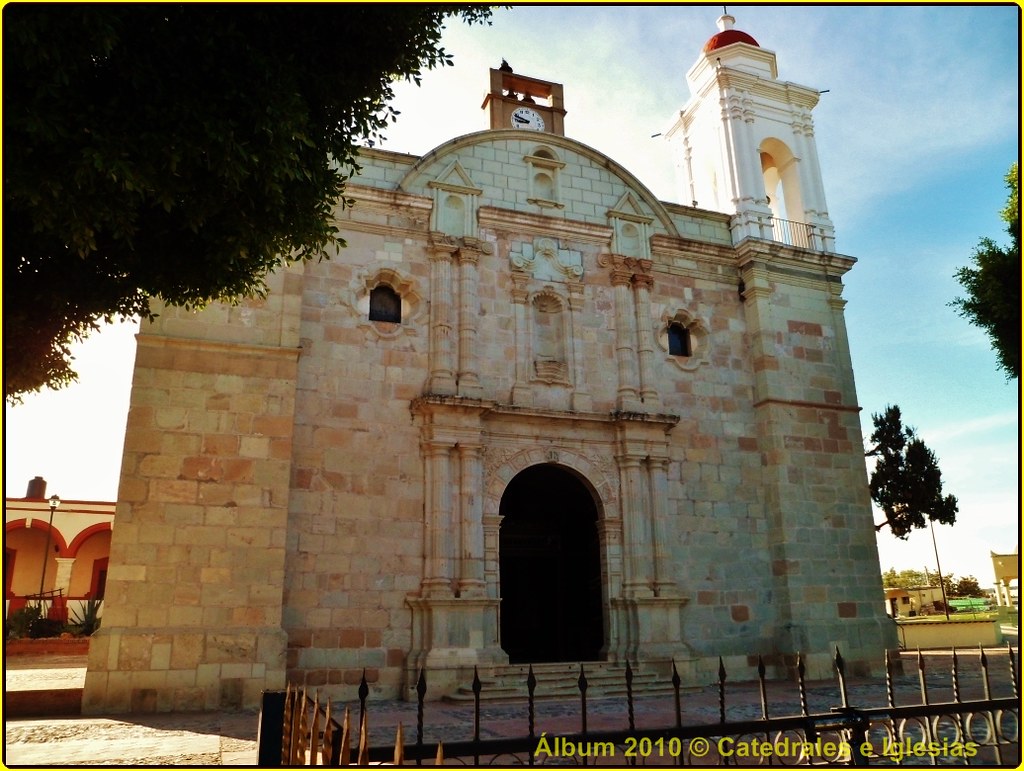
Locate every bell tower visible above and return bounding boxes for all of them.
[482,61,566,136]
[665,15,835,251]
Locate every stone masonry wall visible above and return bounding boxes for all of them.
[82,270,303,713]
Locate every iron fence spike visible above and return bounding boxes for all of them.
[416,667,426,766]
[884,648,896,708]
[978,644,993,702]
[757,655,769,721]
[671,658,682,729]
[796,652,808,717]
[625,659,635,731]
[916,647,930,705]
[1007,640,1019,699]
[951,646,962,703]
[718,656,727,724]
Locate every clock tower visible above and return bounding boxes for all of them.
[482,62,566,136]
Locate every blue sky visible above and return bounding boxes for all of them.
[5,5,1019,586]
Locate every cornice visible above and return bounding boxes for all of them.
[477,205,613,245]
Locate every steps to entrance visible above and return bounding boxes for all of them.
[444,661,677,702]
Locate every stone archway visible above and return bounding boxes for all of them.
[498,463,604,663]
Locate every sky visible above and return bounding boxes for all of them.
[4,5,1019,588]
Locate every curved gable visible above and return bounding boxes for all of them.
[397,130,679,239]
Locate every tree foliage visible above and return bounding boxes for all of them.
[881,567,930,588]
[881,568,986,598]
[866,405,958,539]
[3,4,494,402]
[951,163,1020,380]
[951,575,987,598]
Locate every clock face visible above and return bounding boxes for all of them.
[511,106,545,131]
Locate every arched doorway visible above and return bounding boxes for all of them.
[499,464,603,663]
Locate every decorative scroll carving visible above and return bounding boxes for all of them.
[510,237,583,282]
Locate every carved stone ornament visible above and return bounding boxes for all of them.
[510,237,584,282]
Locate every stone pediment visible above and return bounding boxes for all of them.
[607,192,654,225]
[427,159,482,195]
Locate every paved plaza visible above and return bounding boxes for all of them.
[3,640,1019,766]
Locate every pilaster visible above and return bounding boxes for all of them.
[607,256,642,411]
[427,233,458,395]
[509,274,533,406]
[421,440,455,598]
[632,267,660,408]
[457,443,486,597]
[456,240,484,398]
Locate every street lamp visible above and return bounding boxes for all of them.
[37,494,60,599]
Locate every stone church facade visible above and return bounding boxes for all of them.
[84,16,897,713]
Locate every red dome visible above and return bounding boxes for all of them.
[703,28,759,53]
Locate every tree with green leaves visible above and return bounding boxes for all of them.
[865,405,958,539]
[881,567,931,588]
[951,163,1020,380]
[950,575,987,599]
[3,4,494,402]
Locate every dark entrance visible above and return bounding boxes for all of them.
[499,464,604,663]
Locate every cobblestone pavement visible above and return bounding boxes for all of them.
[3,647,1018,766]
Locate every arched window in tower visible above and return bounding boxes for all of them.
[760,138,809,247]
[369,284,402,324]
[667,323,691,357]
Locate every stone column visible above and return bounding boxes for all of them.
[509,273,532,405]
[646,457,676,597]
[422,441,454,597]
[457,444,486,597]
[610,258,641,411]
[54,557,76,597]
[618,455,654,598]
[456,241,483,398]
[427,234,458,395]
[482,514,503,600]
[632,266,660,408]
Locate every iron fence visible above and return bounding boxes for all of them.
[258,644,1019,766]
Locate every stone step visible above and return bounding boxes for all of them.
[444,662,679,702]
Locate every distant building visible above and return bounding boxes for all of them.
[84,15,897,713]
[4,476,114,621]
[991,548,1019,608]
[883,585,945,617]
